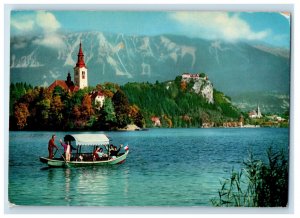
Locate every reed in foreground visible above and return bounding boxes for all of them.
[211,147,288,207]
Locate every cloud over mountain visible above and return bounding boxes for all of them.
[11,11,65,49]
[169,12,270,41]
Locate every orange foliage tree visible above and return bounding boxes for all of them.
[180,81,187,91]
[163,115,173,128]
[81,94,94,119]
[14,103,30,129]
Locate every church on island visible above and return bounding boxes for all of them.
[48,42,105,109]
[48,42,88,92]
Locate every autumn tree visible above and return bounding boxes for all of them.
[81,94,94,127]
[49,95,64,128]
[163,115,173,128]
[104,82,120,93]
[14,103,30,129]
[19,88,39,105]
[72,105,81,119]
[96,84,103,91]
[10,82,32,115]
[102,89,114,98]
[38,87,52,101]
[70,105,82,128]
[180,81,187,91]
[129,105,139,118]
[129,105,145,128]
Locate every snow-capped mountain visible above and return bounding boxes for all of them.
[10,31,290,97]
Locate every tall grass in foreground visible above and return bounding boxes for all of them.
[211,147,288,207]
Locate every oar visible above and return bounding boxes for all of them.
[56,148,69,167]
[53,148,58,156]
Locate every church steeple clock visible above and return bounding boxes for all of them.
[74,41,88,89]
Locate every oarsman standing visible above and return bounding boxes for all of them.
[48,134,58,159]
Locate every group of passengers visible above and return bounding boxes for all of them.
[93,144,123,160]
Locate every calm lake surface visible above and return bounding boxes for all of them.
[8,128,289,206]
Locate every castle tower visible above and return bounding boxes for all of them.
[74,42,88,89]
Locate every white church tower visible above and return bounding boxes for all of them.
[74,42,88,89]
[257,104,262,118]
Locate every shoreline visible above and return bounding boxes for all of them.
[8,126,289,132]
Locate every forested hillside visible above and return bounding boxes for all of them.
[122,76,241,128]
[9,76,241,130]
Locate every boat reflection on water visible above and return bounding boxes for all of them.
[64,168,71,204]
[43,164,130,205]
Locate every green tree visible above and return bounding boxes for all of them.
[199,72,206,78]
[96,98,117,130]
[112,90,131,128]
[35,98,51,128]
[103,98,117,123]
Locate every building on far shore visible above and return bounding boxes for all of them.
[151,116,161,127]
[181,73,208,81]
[248,105,262,119]
[48,42,88,92]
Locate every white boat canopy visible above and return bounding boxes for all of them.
[64,134,110,146]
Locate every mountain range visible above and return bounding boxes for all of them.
[10,31,290,113]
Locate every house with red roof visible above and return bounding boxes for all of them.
[90,90,105,110]
[151,116,161,127]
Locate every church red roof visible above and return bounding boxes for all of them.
[48,80,69,90]
[76,42,86,68]
[48,80,79,93]
[70,85,79,92]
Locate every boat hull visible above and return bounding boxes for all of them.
[39,151,129,168]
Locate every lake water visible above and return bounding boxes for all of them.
[8,128,289,206]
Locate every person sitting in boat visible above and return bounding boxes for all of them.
[109,144,114,153]
[48,134,58,159]
[110,144,123,159]
[93,146,108,160]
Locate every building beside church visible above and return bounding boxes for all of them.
[48,42,88,92]
[90,90,105,110]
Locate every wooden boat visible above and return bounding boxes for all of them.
[39,133,129,168]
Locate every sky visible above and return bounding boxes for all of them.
[10,10,291,48]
